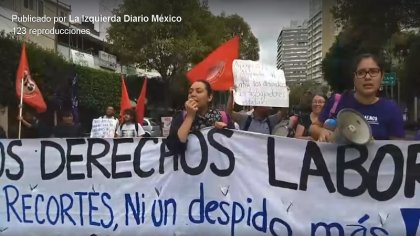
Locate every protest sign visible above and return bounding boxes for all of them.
[90,118,117,138]
[161,117,173,137]
[0,129,419,235]
[232,60,289,107]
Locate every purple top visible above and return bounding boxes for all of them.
[319,92,405,140]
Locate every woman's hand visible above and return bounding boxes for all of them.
[317,128,333,142]
[185,99,198,117]
[214,122,227,129]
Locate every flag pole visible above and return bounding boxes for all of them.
[18,35,31,139]
[18,74,24,139]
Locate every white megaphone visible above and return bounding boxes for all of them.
[330,108,373,145]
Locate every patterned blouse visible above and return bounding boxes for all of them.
[190,109,224,132]
[166,109,234,153]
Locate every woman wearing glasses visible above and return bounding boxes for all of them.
[311,53,405,142]
[295,94,326,140]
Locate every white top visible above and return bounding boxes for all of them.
[116,123,145,138]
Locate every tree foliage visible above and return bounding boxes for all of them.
[288,81,329,107]
[217,14,259,60]
[332,0,420,52]
[107,0,259,79]
[323,0,420,95]
[0,32,73,108]
[333,0,420,30]
[322,33,367,92]
[402,34,420,100]
[0,32,146,134]
[107,0,259,111]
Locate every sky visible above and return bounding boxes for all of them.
[63,0,310,67]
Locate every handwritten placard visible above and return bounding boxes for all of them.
[232,59,289,107]
[90,118,117,138]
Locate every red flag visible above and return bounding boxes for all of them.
[16,43,47,113]
[136,78,147,124]
[186,36,240,91]
[119,75,131,121]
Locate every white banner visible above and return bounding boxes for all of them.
[0,129,419,235]
[90,118,118,138]
[70,49,95,68]
[232,60,289,107]
[99,51,117,71]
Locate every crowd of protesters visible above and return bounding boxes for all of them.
[167,53,417,152]
[8,105,146,139]
[0,53,418,142]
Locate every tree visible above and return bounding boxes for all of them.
[323,0,420,93]
[218,14,259,60]
[402,34,420,102]
[333,0,420,30]
[107,0,259,110]
[107,0,211,80]
[288,81,329,107]
[333,0,402,52]
[322,33,361,92]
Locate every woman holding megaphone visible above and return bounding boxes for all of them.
[311,53,405,142]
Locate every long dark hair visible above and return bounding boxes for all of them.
[194,80,214,97]
[191,80,214,107]
[122,108,136,124]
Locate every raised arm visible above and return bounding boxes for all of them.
[176,99,197,143]
[17,116,33,128]
[226,88,240,122]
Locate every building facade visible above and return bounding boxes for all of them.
[277,21,308,84]
[0,0,71,135]
[0,0,161,136]
[307,0,339,83]
[0,0,71,50]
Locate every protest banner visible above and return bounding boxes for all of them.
[90,118,118,138]
[232,60,289,107]
[0,129,419,235]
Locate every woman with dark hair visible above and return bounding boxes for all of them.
[116,108,145,138]
[167,80,234,153]
[311,53,405,141]
[295,94,326,140]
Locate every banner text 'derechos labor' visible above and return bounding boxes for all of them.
[1,129,420,235]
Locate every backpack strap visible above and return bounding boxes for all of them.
[329,93,342,118]
[134,123,139,135]
[219,111,228,124]
[244,114,272,134]
[244,115,253,131]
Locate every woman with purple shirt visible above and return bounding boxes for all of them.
[311,53,405,141]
